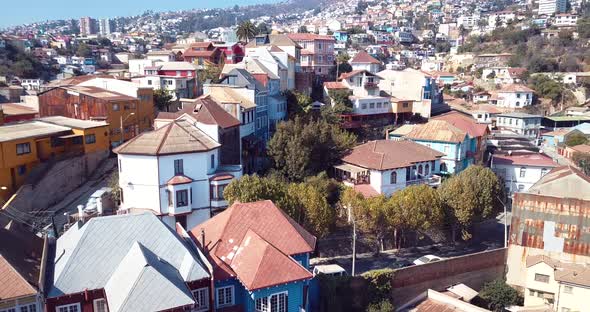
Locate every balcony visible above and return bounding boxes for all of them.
[406,175,442,187]
[364,82,379,88]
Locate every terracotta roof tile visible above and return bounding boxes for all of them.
[167,175,194,185]
[323,81,347,89]
[342,140,444,170]
[499,84,534,93]
[287,33,335,41]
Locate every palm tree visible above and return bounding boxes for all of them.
[236,21,258,42]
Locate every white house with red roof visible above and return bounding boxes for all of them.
[114,97,243,229]
[349,51,382,73]
[335,140,444,197]
[491,152,558,194]
[190,200,316,312]
[495,84,534,108]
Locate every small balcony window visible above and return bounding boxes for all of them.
[176,190,188,207]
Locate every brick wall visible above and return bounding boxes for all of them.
[390,248,507,306]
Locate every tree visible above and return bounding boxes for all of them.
[76,42,92,57]
[327,89,353,114]
[268,117,356,182]
[529,74,563,103]
[223,174,335,237]
[108,171,121,203]
[439,166,502,242]
[565,132,588,147]
[577,17,590,39]
[153,89,174,112]
[197,62,222,84]
[478,279,523,312]
[298,26,309,33]
[572,152,590,175]
[390,185,444,248]
[236,20,258,42]
[366,300,394,312]
[257,22,271,35]
[284,90,312,117]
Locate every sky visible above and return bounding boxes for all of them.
[0,0,280,28]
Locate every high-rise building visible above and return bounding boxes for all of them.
[99,18,112,35]
[538,0,567,16]
[79,17,97,36]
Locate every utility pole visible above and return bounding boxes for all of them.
[352,218,357,276]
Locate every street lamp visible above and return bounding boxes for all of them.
[120,112,135,145]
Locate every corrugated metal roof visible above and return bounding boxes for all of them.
[48,213,209,299]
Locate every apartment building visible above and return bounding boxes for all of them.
[491,152,558,194]
[79,17,97,36]
[538,0,567,16]
[287,33,335,78]
[496,113,542,138]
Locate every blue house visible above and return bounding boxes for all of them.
[191,200,316,312]
[333,31,349,42]
[389,120,472,174]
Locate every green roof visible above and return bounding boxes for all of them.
[545,116,590,122]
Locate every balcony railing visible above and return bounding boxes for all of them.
[364,82,378,88]
[406,175,442,187]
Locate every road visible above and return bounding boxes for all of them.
[311,212,507,275]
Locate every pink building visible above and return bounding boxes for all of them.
[287,33,336,78]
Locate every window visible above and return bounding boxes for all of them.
[192,287,209,311]
[425,164,430,175]
[377,102,382,108]
[518,184,525,192]
[519,167,526,178]
[402,102,409,108]
[51,137,64,147]
[390,171,397,184]
[515,102,520,107]
[563,285,573,294]
[92,299,107,312]
[1,308,16,312]
[217,286,234,307]
[16,143,31,155]
[211,154,215,169]
[212,184,226,200]
[418,165,423,175]
[256,292,288,312]
[176,190,188,207]
[18,165,26,176]
[529,289,536,296]
[369,102,375,109]
[541,168,548,176]
[85,134,96,144]
[56,304,80,312]
[112,103,120,111]
[147,80,152,85]
[361,103,367,109]
[72,136,83,145]
[174,159,184,175]
[20,305,37,312]
[534,273,550,283]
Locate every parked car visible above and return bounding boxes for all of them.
[412,255,443,265]
[394,259,414,268]
[313,264,347,277]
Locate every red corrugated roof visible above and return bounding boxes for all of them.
[190,200,316,290]
[350,51,381,64]
[287,33,335,41]
[492,153,558,167]
[323,81,347,89]
[433,111,489,138]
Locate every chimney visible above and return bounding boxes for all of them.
[201,228,206,248]
[77,205,85,222]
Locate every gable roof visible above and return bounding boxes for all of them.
[433,111,489,138]
[342,140,444,170]
[323,81,348,90]
[158,96,240,129]
[526,255,590,287]
[350,51,381,64]
[229,229,312,291]
[339,69,380,80]
[113,118,220,155]
[404,120,468,143]
[48,213,209,303]
[499,84,534,93]
[0,256,38,300]
[526,166,590,200]
[190,200,316,290]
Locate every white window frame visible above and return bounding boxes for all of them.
[55,303,81,312]
[0,307,16,312]
[192,287,209,311]
[92,299,108,312]
[256,291,288,312]
[19,303,38,312]
[217,285,234,308]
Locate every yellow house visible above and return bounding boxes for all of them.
[0,116,109,201]
[525,255,590,312]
